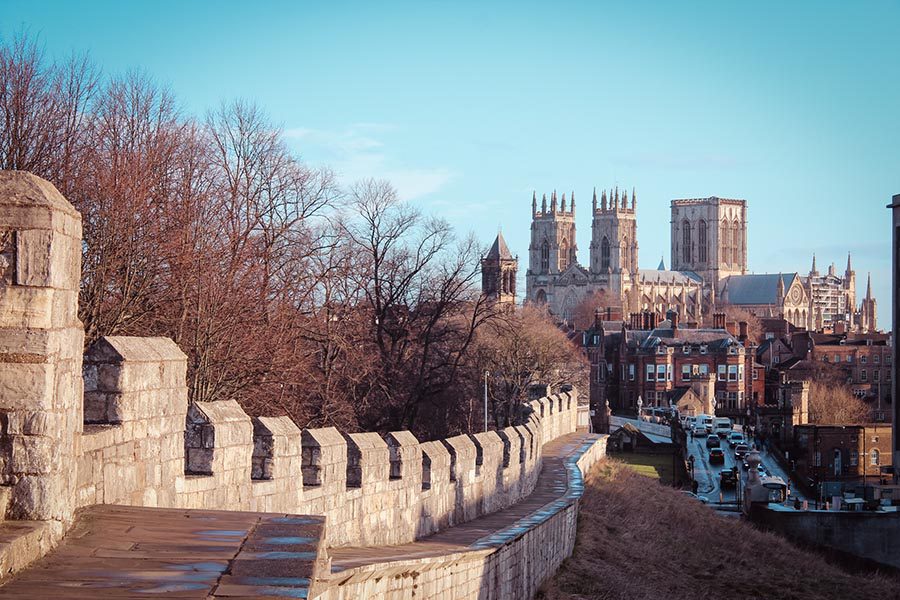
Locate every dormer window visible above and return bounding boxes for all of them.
[700,345,708,354]
[683,345,690,355]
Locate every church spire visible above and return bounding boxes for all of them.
[632,187,636,210]
[614,186,619,209]
[541,193,547,213]
[846,252,853,275]
[601,189,607,210]
[866,272,873,299]
[570,191,575,214]
[551,190,558,213]
[592,187,597,211]
[810,253,818,275]
[532,191,537,215]
[561,193,566,212]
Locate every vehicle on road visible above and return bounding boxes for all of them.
[692,425,708,437]
[720,466,738,488]
[733,444,750,460]
[706,434,720,449]
[760,476,788,503]
[714,417,733,438]
[728,432,745,447]
[681,491,710,504]
[696,414,714,434]
[709,447,725,465]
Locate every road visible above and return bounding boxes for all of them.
[685,427,806,513]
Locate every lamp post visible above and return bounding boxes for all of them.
[483,370,489,433]
[637,396,643,420]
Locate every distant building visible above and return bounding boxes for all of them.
[803,254,857,331]
[481,232,517,305]
[890,193,900,479]
[793,424,892,487]
[584,310,762,424]
[718,272,810,329]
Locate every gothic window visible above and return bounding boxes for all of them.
[601,236,610,271]
[721,220,730,266]
[535,289,547,304]
[732,220,740,266]
[698,220,708,263]
[682,220,691,263]
[540,241,550,272]
[559,238,569,271]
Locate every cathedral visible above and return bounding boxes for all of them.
[480,188,878,333]
[522,189,743,324]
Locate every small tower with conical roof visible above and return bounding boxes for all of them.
[482,231,518,305]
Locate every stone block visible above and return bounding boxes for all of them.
[15,229,52,287]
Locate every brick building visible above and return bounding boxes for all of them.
[792,424,893,488]
[585,311,762,425]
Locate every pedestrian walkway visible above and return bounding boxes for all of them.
[329,431,599,571]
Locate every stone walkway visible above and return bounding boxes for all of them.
[0,506,325,598]
[329,431,598,570]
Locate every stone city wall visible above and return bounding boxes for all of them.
[0,171,584,584]
[314,435,608,600]
[75,332,576,547]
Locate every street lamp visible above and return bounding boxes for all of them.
[483,370,489,433]
[637,396,643,420]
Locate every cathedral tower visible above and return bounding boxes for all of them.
[526,191,577,304]
[481,232,518,305]
[860,272,877,332]
[670,196,747,284]
[589,187,638,276]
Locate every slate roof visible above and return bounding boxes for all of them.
[636,270,703,285]
[720,273,797,305]
[485,232,514,260]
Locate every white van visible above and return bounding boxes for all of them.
[714,417,733,438]
[696,414,714,434]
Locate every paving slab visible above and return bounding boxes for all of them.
[0,505,325,598]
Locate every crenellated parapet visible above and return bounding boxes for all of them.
[0,171,587,583]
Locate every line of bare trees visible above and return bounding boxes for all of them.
[0,33,586,438]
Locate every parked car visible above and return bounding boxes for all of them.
[706,434,720,449]
[709,447,725,465]
[733,444,750,460]
[728,432,745,447]
[681,491,710,504]
[692,425,708,437]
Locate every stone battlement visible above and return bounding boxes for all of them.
[0,171,584,582]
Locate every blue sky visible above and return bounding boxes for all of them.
[3,0,898,316]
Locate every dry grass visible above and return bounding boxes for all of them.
[538,459,900,600]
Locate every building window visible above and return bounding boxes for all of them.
[847,354,853,363]
[646,364,654,381]
[874,354,880,364]
[860,369,867,382]
[698,364,709,377]
[698,220,708,263]
[718,365,726,381]
[871,449,880,466]
[700,345,708,354]
[850,451,858,467]
[738,364,744,382]
[683,345,690,355]
[752,368,759,381]
[682,364,691,381]
[888,371,892,382]
[629,364,635,381]
[540,241,550,272]
[667,364,673,382]
[887,354,892,365]
[874,370,880,382]
[861,355,868,364]
[600,236,610,271]
[682,220,691,263]
[656,364,666,382]
[814,451,821,467]
[727,365,737,382]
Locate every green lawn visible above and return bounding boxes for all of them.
[614,451,677,485]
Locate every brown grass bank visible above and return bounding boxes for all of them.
[538,459,900,600]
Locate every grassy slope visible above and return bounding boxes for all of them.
[538,459,900,600]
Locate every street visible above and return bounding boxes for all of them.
[685,426,806,513]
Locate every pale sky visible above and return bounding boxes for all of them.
[3,0,898,317]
